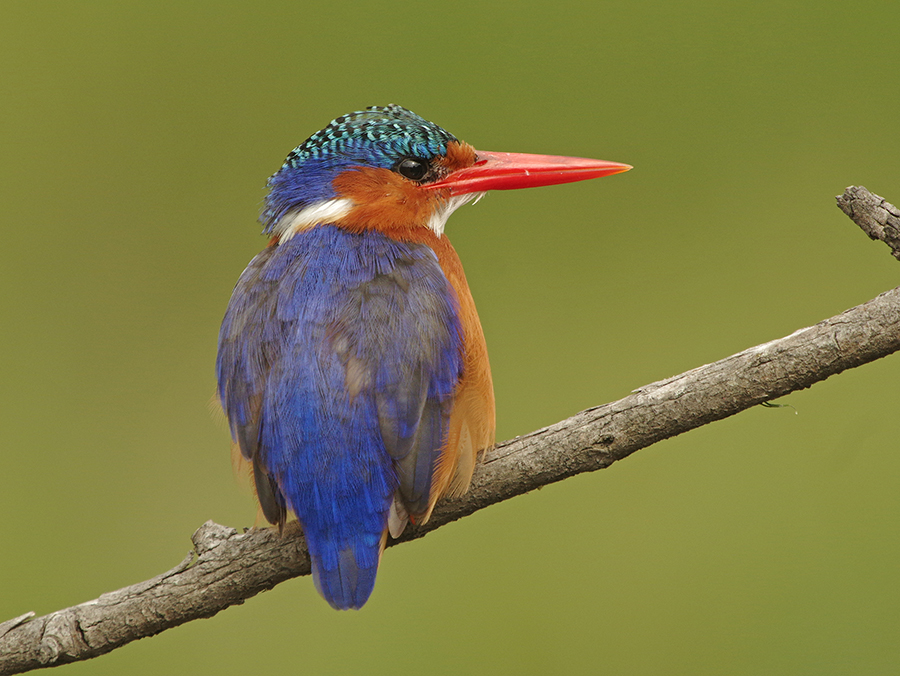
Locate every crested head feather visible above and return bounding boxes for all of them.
[282,105,457,169]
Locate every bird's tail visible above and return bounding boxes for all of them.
[309,531,387,610]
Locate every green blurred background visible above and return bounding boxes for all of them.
[2,1,899,673]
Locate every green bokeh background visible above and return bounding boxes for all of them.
[2,1,899,673]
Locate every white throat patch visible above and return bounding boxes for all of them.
[427,192,486,235]
[275,198,355,241]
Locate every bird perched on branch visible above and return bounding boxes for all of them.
[217,105,630,609]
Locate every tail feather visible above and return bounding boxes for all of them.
[310,536,385,610]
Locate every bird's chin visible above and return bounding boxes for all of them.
[427,192,485,235]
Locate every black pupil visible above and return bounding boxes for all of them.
[397,158,428,181]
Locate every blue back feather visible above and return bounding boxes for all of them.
[217,226,464,609]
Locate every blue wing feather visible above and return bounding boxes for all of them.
[216,226,463,609]
[217,245,288,524]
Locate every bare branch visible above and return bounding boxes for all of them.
[2,188,899,675]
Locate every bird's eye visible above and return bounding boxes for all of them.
[396,158,429,181]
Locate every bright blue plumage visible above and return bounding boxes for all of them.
[217,225,464,609]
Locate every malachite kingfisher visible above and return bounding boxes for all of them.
[216,105,630,610]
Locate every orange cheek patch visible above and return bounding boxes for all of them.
[332,166,441,236]
[329,141,476,239]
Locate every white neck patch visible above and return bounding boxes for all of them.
[427,192,485,235]
[275,198,355,241]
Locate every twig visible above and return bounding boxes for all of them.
[837,185,900,259]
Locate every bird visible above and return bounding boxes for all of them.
[216,104,630,610]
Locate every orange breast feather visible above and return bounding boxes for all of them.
[425,235,496,518]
